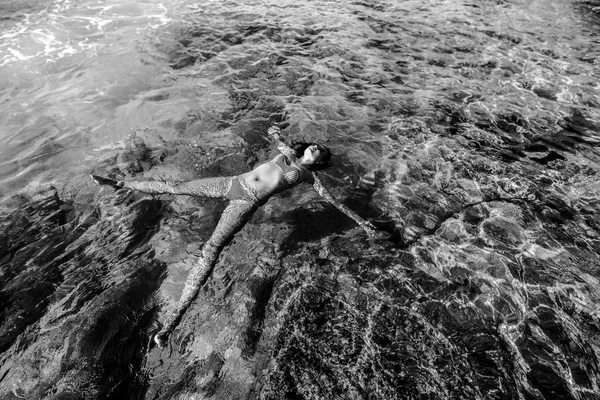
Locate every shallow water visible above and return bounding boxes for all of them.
[1,0,600,399]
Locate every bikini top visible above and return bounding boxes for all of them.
[270,153,301,185]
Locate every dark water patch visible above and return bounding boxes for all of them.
[256,249,489,399]
[532,85,559,101]
[0,188,85,354]
[275,205,360,255]
[0,0,55,22]
[575,1,600,28]
[515,286,600,399]
[452,103,594,167]
[143,92,170,102]
[220,90,286,131]
[164,26,230,69]
[241,273,278,358]
[82,260,163,400]
[0,182,170,398]
[559,108,600,145]
[161,17,324,71]
[352,1,388,13]
[529,150,565,165]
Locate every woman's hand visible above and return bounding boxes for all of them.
[268,126,296,157]
[361,220,377,237]
[267,126,282,140]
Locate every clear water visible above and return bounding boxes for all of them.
[1,0,600,399]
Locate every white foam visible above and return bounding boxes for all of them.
[0,24,29,40]
[6,48,36,62]
[0,0,174,67]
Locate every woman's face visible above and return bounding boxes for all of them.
[303,144,327,164]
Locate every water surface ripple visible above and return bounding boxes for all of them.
[1,0,600,399]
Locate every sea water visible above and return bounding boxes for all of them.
[1,0,600,399]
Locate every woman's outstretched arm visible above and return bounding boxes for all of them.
[267,126,295,157]
[311,172,376,236]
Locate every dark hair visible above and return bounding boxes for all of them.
[292,142,333,171]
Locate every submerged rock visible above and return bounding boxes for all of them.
[480,216,527,247]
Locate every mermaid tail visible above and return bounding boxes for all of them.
[91,174,123,190]
[153,200,259,348]
[154,328,171,348]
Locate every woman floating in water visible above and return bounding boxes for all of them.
[92,126,375,347]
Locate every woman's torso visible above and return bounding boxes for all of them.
[238,153,311,201]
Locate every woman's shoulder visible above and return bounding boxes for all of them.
[297,167,315,184]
